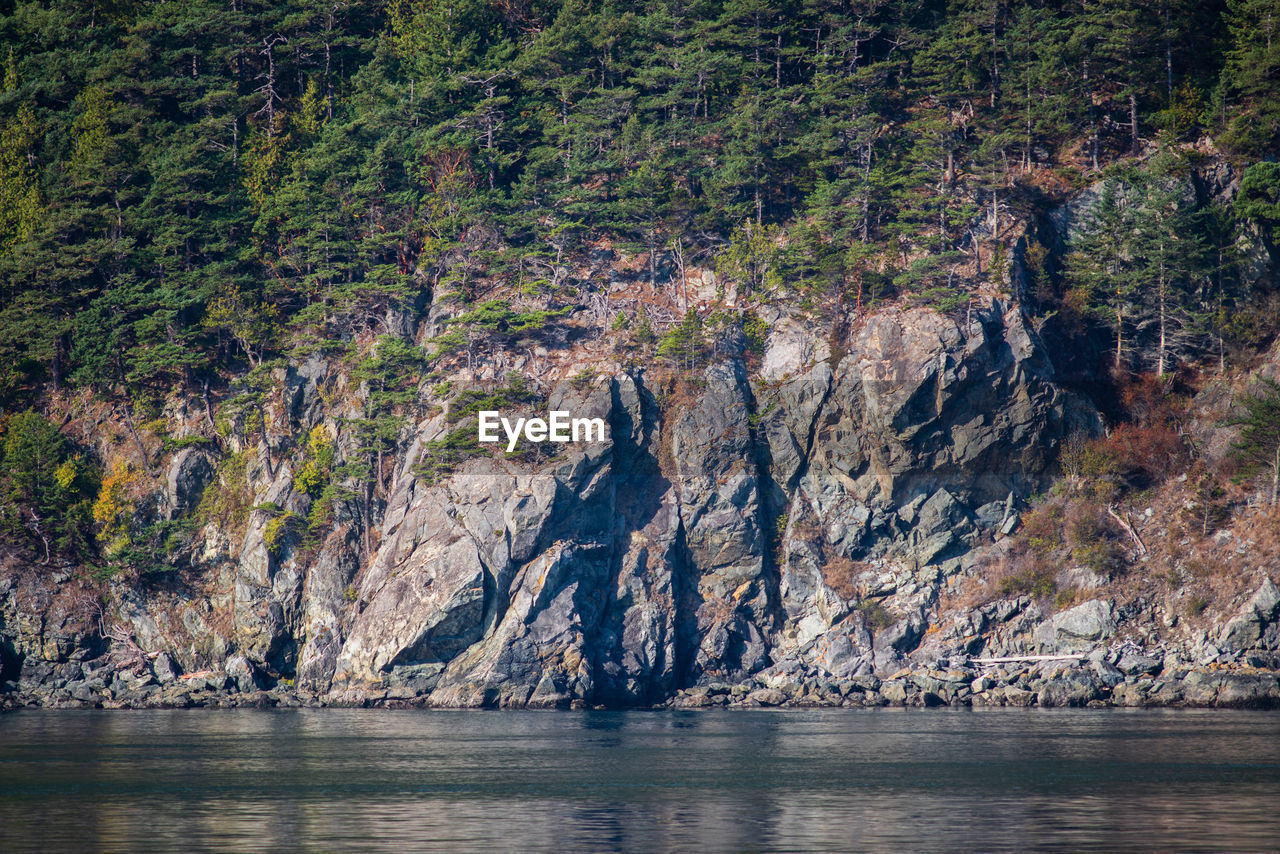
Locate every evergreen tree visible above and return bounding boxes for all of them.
[0,411,96,560]
[1229,379,1280,507]
[1064,154,1213,374]
[1218,0,1280,156]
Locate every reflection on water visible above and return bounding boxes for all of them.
[1,708,1278,852]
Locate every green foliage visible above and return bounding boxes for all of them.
[194,452,253,533]
[657,310,705,371]
[1064,154,1217,375]
[1218,0,1280,156]
[414,426,482,485]
[263,511,302,558]
[0,102,41,250]
[103,517,196,576]
[292,425,336,498]
[742,311,768,356]
[569,367,599,390]
[451,372,538,419]
[1228,378,1280,505]
[0,412,98,560]
[163,435,216,452]
[304,480,351,541]
[1235,162,1280,256]
[717,220,783,300]
[435,301,572,359]
[894,253,968,312]
[413,372,544,483]
[346,336,424,469]
[0,0,1267,434]
[632,311,656,346]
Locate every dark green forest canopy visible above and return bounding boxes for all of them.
[0,0,1274,407]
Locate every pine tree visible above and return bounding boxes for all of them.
[1229,379,1280,507]
[1218,0,1280,156]
[0,411,96,560]
[346,335,422,556]
[1235,162,1280,263]
[0,70,42,249]
[1064,153,1213,375]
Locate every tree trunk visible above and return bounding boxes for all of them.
[1157,260,1167,376]
[1115,307,1124,370]
[1129,91,1140,154]
[1271,445,1279,507]
[362,477,373,558]
[115,400,158,478]
[1107,503,1148,555]
[1084,57,1098,171]
[201,380,219,440]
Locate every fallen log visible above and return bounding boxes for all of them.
[971,654,1088,664]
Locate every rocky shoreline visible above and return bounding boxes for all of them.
[6,647,1279,713]
[665,655,1280,710]
[6,569,1280,714]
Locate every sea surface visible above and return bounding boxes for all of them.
[0,708,1277,852]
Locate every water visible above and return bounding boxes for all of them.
[1,708,1278,852]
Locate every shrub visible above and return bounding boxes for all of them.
[304,480,352,541]
[194,451,253,533]
[103,517,195,575]
[819,555,858,601]
[93,460,138,559]
[414,426,481,484]
[434,301,572,354]
[632,311,656,346]
[996,565,1056,599]
[1063,503,1123,573]
[856,599,894,630]
[263,511,301,557]
[742,311,768,356]
[1021,502,1064,555]
[292,425,335,498]
[569,367,598,390]
[451,372,539,420]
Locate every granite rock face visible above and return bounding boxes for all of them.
[317,297,1086,705]
[1,298,1121,708]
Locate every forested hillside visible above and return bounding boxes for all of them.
[2,0,1276,399]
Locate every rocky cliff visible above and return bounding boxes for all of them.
[7,283,1278,712]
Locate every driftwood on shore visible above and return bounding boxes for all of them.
[972,654,1088,665]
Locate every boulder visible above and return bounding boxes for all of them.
[166,448,215,516]
[224,656,264,693]
[1219,578,1280,653]
[1054,599,1117,642]
[152,651,180,683]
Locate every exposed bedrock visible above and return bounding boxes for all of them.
[4,298,1117,708]
[309,297,1089,705]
